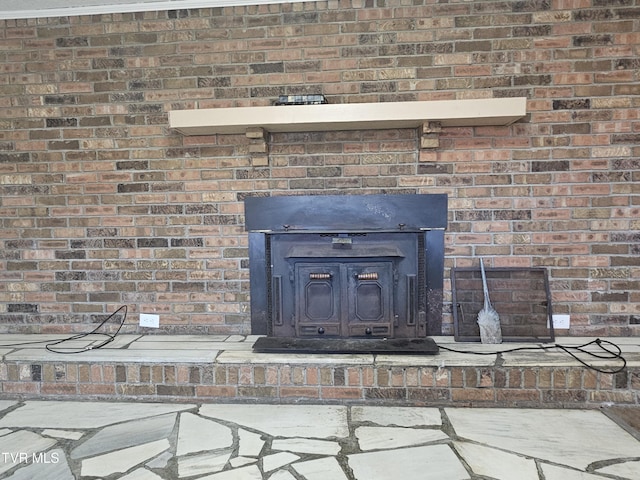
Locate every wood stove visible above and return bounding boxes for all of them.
[245,194,447,339]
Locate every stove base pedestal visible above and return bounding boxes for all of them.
[252,336,439,355]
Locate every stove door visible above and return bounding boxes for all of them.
[347,262,394,337]
[295,263,342,336]
[293,261,394,338]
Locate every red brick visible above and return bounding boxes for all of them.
[451,388,495,403]
[78,384,116,396]
[41,383,77,395]
[280,386,320,399]
[496,389,541,405]
[321,387,362,400]
[0,1,639,341]
[2,382,40,394]
[196,385,238,398]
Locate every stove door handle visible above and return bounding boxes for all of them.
[309,273,332,280]
[356,272,379,280]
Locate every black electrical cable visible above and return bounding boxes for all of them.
[0,305,128,354]
[438,338,627,375]
[46,304,128,354]
[0,306,626,373]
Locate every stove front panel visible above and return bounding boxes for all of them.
[269,232,422,338]
[245,194,447,338]
[291,261,394,337]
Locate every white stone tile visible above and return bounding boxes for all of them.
[120,468,164,480]
[4,347,219,363]
[3,448,72,480]
[133,335,229,342]
[597,460,640,479]
[0,431,58,475]
[80,439,169,477]
[446,408,640,470]
[262,452,300,472]
[238,428,265,457]
[42,429,84,440]
[436,339,540,352]
[0,335,139,354]
[355,426,448,451]
[348,445,470,480]
[200,404,349,438]
[46,334,142,350]
[198,465,262,480]
[552,337,640,347]
[269,470,297,480]
[177,413,233,456]
[230,456,257,468]
[215,350,374,365]
[542,464,610,480]
[351,406,442,427]
[177,451,230,478]
[71,412,176,459]
[146,451,172,469]
[0,334,141,347]
[500,351,626,368]
[453,441,538,480]
[0,334,70,343]
[0,428,13,437]
[272,437,341,456]
[128,341,252,351]
[0,400,17,413]
[225,335,246,342]
[0,401,193,429]
[292,457,348,480]
[375,351,496,367]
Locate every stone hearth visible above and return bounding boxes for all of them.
[0,334,636,407]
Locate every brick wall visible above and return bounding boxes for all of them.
[0,0,638,336]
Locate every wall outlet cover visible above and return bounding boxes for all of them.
[550,314,570,330]
[139,313,160,328]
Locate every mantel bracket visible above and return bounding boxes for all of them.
[246,127,269,166]
[420,121,442,149]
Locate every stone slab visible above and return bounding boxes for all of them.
[0,431,58,475]
[4,347,218,363]
[81,439,169,477]
[348,445,470,480]
[453,441,538,480]
[215,350,374,365]
[272,438,341,455]
[200,404,349,438]
[446,408,640,470]
[375,351,496,367]
[356,426,448,451]
[3,448,72,480]
[292,457,348,480]
[597,460,640,479]
[71,413,177,459]
[0,401,193,429]
[351,406,442,427]
[176,413,232,456]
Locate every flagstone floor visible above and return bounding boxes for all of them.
[0,400,639,480]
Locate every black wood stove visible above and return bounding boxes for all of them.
[244,194,447,342]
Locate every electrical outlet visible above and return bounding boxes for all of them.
[139,313,160,328]
[550,314,570,330]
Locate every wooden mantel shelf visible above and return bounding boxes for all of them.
[169,97,527,136]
